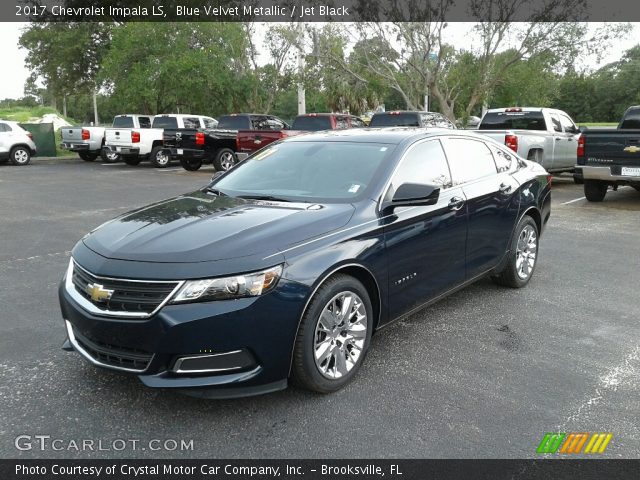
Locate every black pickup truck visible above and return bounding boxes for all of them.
[576,106,640,201]
[163,113,289,172]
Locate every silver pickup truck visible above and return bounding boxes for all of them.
[477,107,580,180]
[61,114,154,163]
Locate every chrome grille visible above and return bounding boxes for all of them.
[68,261,181,318]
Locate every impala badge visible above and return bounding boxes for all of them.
[86,283,114,303]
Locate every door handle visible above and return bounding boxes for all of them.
[499,183,512,194]
[448,197,465,211]
[555,137,561,141]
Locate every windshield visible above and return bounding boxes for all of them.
[620,108,640,129]
[479,112,546,130]
[370,113,420,127]
[152,117,178,129]
[217,115,251,130]
[212,141,393,202]
[292,116,332,131]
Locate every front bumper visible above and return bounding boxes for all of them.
[104,145,140,156]
[577,165,640,182]
[59,269,309,398]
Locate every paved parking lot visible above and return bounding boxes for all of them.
[1,158,638,458]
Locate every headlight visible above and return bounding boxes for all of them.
[171,265,283,303]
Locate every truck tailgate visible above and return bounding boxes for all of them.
[105,128,133,146]
[163,129,199,149]
[61,127,85,142]
[582,130,640,167]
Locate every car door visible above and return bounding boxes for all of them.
[441,137,520,279]
[559,113,580,169]
[0,122,10,154]
[547,113,564,169]
[383,139,468,319]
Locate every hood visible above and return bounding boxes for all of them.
[82,190,355,263]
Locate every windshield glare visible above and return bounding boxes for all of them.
[213,141,393,202]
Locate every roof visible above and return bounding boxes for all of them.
[284,127,454,144]
[295,113,360,117]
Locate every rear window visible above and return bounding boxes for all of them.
[369,113,420,127]
[152,117,178,129]
[112,116,134,128]
[479,111,546,131]
[292,116,332,131]
[620,108,640,129]
[217,115,251,130]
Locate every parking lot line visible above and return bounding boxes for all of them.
[156,168,185,172]
[101,163,121,166]
[562,196,586,205]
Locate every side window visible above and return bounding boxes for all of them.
[559,114,578,133]
[335,116,349,129]
[250,116,264,130]
[550,115,562,132]
[350,117,365,128]
[385,140,452,202]
[0,123,9,132]
[203,118,217,129]
[183,117,200,129]
[138,117,151,129]
[266,117,285,130]
[443,138,498,185]
[490,145,515,173]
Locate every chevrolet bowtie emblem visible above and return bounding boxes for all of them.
[624,145,640,153]
[86,283,114,303]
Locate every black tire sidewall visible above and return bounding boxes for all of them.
[213,148,236,171]
[180,158,202,171]
[294,275,373,393]
[10,147,30,165]
[123,155,141,166]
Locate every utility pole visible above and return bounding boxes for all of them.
[297,22,306,115]
[92,88,99,125]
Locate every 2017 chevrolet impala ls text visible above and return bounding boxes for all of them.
[59,129,551,398]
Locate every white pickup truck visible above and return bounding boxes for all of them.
[477,107,581,180]
[60,114,154,163]
[104,114,217,168]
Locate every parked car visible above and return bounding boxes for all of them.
[61,115,154,163]
[575,105,640,201]
[369,111,456,129]
[0,120,37,166]
[165,113,290,172]
[477,107,580,178]
[290,113,366,131]
[104,114,217,167]
[59,129,551,398]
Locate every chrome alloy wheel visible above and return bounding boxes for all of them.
[13,149,29,164]
[155,150,170,166]
[314,291,368,379]
[106,151,119,162]
[220,152,235,170]
[516,224,537,280]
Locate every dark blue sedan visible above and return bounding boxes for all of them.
[59,129,551,397]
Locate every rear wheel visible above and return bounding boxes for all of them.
[123,155,141,166]
[584,180,607,202]
[100,148,120,163]
[573,175,583,185]
[78,152,98,162]
[150,146,170,168]
[10,146,31,166]
[492,215,539,289]
[292,274,373,393]
[213,148,236,171]
[180,158,203,171]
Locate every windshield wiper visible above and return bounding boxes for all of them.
[237,194,291,202]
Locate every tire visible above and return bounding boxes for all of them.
[491,215,539,289]
[150,146,170,168]
[123,155,142,166]
[10,146,31,166]
[584,180,607,202]
[632,185,640,193]
[78,152,98,162]
[180,157,203,171]
[101,148,121,163]
[213,148,236,172]
[573,175,583,185]
[292,274,373,394]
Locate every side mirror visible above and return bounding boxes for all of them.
[385,183,440,211]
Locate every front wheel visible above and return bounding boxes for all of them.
[292,274,373,394]
[101,148,120,163]
[123,155,141,166]
[492,215,539,288]
[584,180,607,202]
[10,146,31,166]
[78,152,98,162]
[213,148,236,171]
[180,158,203,171]
[150,146,170,168]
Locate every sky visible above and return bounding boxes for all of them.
[0,22,638,100]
